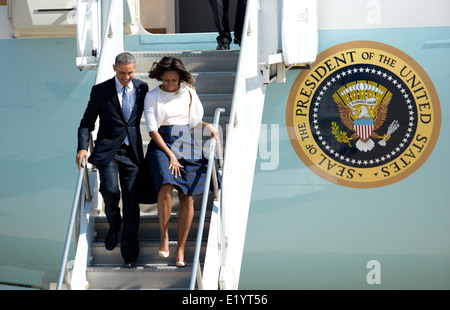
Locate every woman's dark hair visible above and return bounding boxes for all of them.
[148,56,194,84]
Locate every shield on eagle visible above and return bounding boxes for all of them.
[354,117,374,141]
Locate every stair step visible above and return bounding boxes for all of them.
[90,240,206,265]
[94,211,211,240]
[135,71,236,94]
[198,94,232,116]
[86,264,198,289]
[132,50,240,73]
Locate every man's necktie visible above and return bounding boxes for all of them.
[122,86,130,145]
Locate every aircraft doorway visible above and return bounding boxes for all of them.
[140,0,238,34]
[176,0,238,33]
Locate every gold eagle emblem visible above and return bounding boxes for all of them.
[332,81,397,152]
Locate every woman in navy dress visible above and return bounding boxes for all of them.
[143,56,219,267]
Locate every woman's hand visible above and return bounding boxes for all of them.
[168,151,184,178]
[204,123,219,139]
[150,130,184,178]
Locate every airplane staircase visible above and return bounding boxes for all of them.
[58,0,314,290]
[84,49,237,289]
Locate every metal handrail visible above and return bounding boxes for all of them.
[189,108,225,290]
[56,158,91,290]
[34,8,76,13]
[57,0,118,289]
[76,0,98,70]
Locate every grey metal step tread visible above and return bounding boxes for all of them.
[198,93,233,99]
[136,74,235,94]
[91,239,201,247]
[203,115,229,122]
[131,50,239,73]
[132,50,239,66]
[137,92,232,101]
[198,93,233,111]
[90,239,206,265]
[192,72,236,80]
[131,49,240,57]
[90,240,207,249]
[86,264,198,289]
[94,211,212,222]
[87,264,195,272]
[93,211,212,241]
[135,71,236,77]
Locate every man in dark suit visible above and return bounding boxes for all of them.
[76,52,149,268]
[209,0,247,50]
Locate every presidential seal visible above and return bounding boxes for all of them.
[286,41,441,188]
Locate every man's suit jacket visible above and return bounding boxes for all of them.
[77,77,149,167]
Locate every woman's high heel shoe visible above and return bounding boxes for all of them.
[176,260,186,267]
[174,252,186,267]
[158,250,169,258]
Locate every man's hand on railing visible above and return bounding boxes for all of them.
[76,150,88,170]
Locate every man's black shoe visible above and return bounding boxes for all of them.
[123,258,136,268]
[105,230,118,251]
[216,42,230,50]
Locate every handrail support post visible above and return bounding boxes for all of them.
[189,108,225,290]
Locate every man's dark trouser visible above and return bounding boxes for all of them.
[97,144,140,260]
